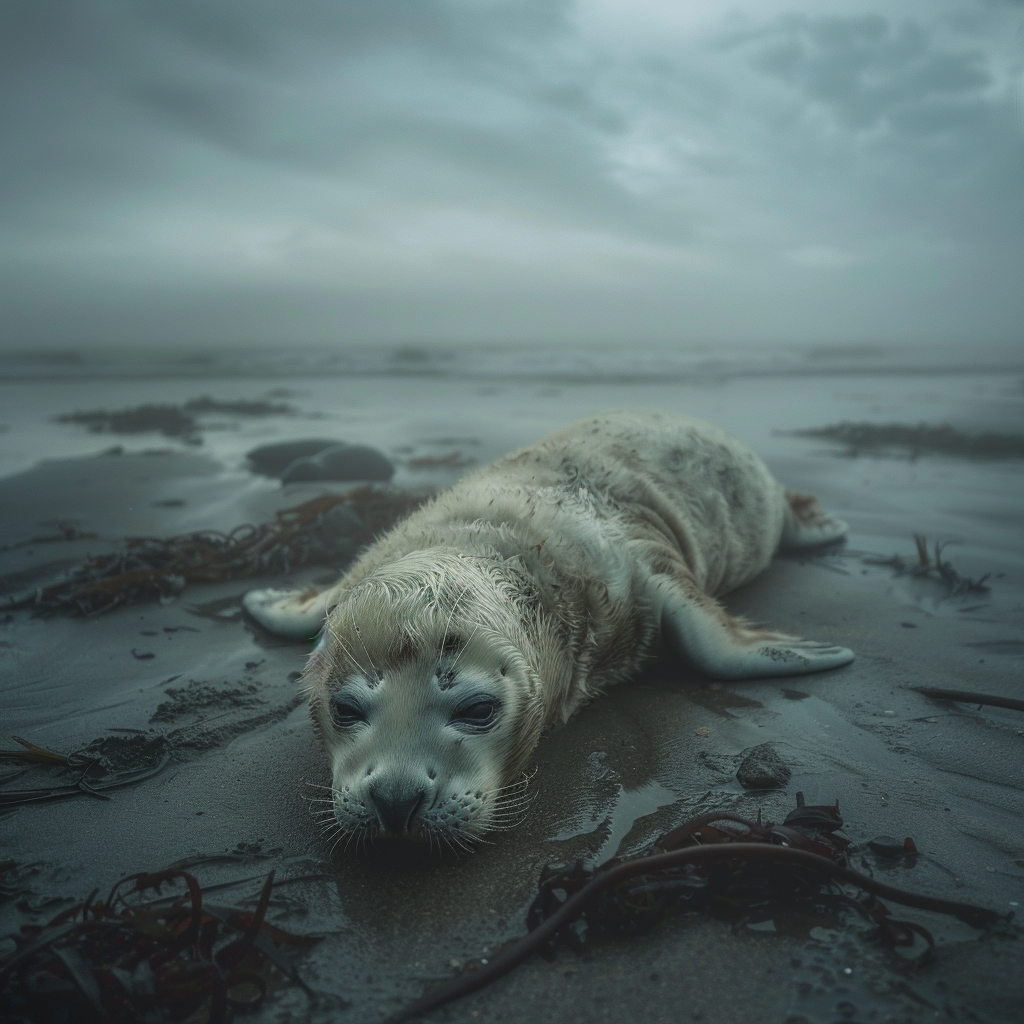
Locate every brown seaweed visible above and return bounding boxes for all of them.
[386,795,1006,1024]
[789,422,1024,460]
[864,534,990,596]
[0,736,170,807]
[55,397,296,442]
[0,869,321,1022]
[4,487,429,617]
[406,452,476,470]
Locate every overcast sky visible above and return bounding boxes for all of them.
[2,0,1022,350]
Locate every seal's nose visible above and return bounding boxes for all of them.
[368,784,426,835]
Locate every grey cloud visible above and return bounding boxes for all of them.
[0,1,1020,349]
[707,12,1023,247]
[1,0,643,234]
[738,15,992,131]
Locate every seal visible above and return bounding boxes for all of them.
[244,410,853,848]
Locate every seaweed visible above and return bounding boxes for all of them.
[56,406,201,440]
[386,795,1007,1023]
[406,452,476,471]
[181,397,294,418]
[789,422,1024,460]
[863,535,990,596]
[0,736,170,808]
[54,397,296,443]
[0,869,322,1023]
[5,487,428,617]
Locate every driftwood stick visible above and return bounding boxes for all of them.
[914,688,1024,714]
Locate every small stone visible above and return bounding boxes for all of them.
[280,444,394,483]
[736,742,791,789]
[246,439,342,476]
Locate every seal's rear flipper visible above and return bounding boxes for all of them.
[655,570,854,680]
[243,587,329,640]
[780,490,848,550]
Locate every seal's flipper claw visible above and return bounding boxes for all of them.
[243,587,329,640]
[656,574,854,680]
[780,490,848,550]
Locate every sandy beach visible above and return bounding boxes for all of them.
[2,346,1022,1023]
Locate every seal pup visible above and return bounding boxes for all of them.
[244,410,853,848]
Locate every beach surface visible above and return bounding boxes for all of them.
[2,343,1023,1023]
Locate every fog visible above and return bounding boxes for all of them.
[2,0,1022,350]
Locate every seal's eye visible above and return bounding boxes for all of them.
[329,694,367,729]
[450,698,500,731]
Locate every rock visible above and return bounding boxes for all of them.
[280,444,394,484]
[736,742,791,789]
[246,439,342,476]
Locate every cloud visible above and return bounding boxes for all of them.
[0,1,1021,347]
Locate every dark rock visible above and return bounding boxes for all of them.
[246,439,342,476]
[280,444,394,484]
[736,742,791,789]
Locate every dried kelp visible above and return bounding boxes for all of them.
[6,488,428,616]
[386,795,1006,1024]
[55,397,296,442]
[0,869,321,1023]
[864,534,990,596]
[0,736,170,808]
[406,452,476,470]
[790,422,1024,460]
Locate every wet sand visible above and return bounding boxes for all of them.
[2,360,1023,1023]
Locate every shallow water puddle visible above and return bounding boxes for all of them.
[551,778,680,862]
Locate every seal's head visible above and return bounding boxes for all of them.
[303,549,547,850]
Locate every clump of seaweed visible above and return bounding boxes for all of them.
[0,868,321,1023]
[864,534,990,596]
[4,487,429,617]
[386,795,1007,1024]
[406,452,476,471]
[788,422,1024,460]
[55,396,296,443]
[0,735,170,808]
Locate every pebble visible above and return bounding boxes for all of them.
[736,742,791,789]
[246,439,342,476]
[280,444,394,483]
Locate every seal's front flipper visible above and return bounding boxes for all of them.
[655,573,854,680]
[243,587,330,640]
[780,490,848,550]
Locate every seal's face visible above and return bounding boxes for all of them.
[304,557,545,851]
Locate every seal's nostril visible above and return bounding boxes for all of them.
[368,785,426,835]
